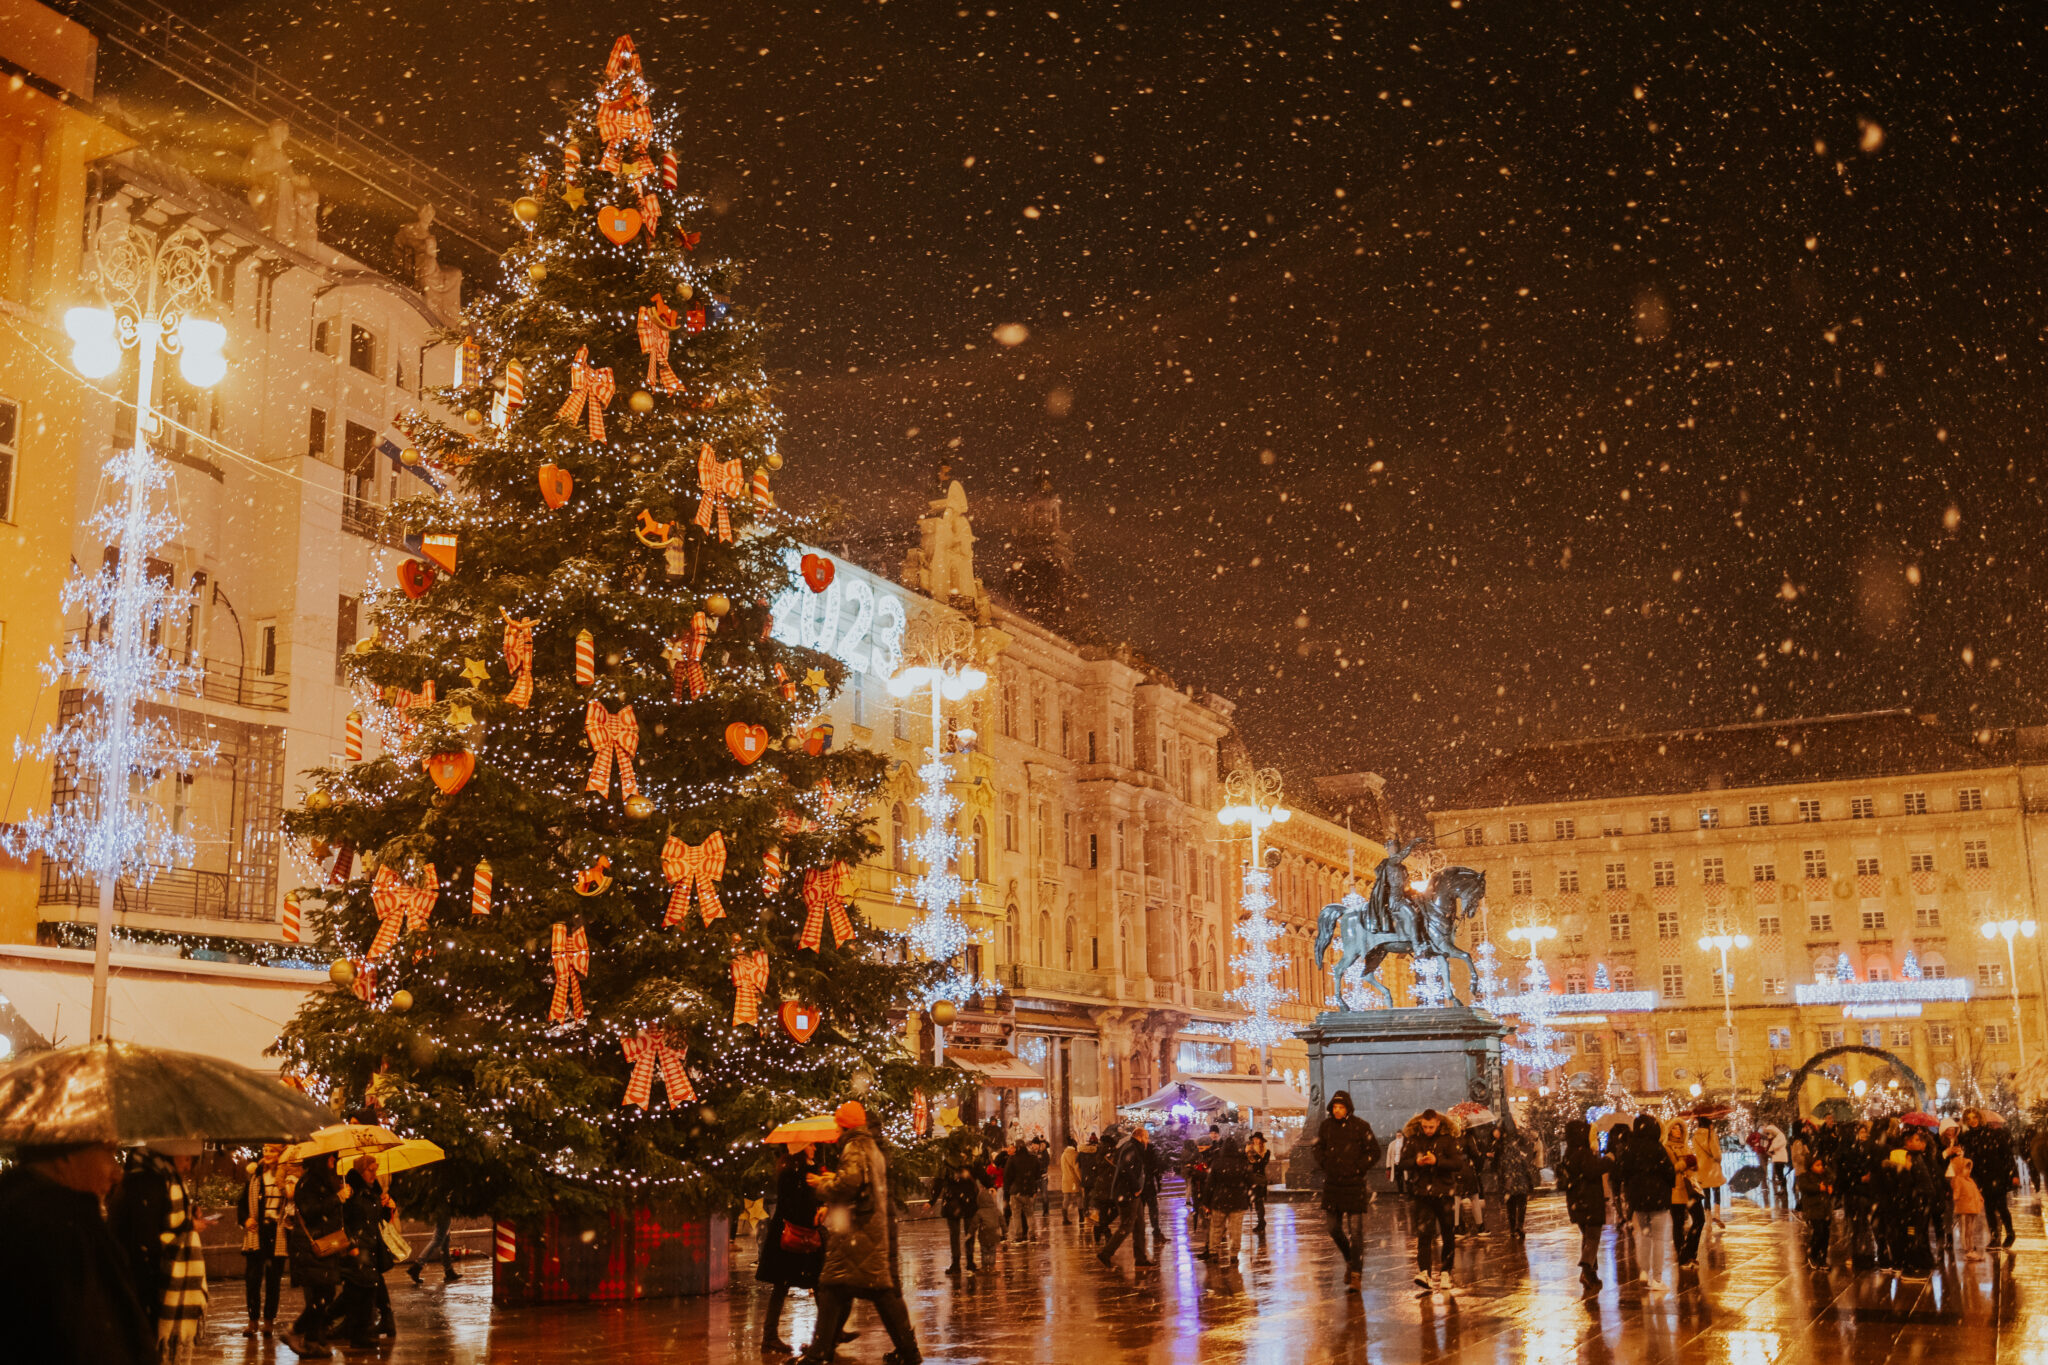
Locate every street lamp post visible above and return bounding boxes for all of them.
[1698,931,1751,1095]
[1979,917,2037,1068]
[64,221,227,1042]
[1218,768,1291,1119]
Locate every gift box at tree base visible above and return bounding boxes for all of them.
[491,1206,729,1306]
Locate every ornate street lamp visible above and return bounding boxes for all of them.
[1979,917,2037,1067]
[1698,929,1751,1092]
[1218,767,1290,1119]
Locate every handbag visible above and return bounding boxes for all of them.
[299,1215,350,1258]
[381,1222,414,1262]
[779,1221,823,1254]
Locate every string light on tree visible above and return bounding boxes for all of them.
[1501,923,1568,1074]
[1218,767,1292,1115]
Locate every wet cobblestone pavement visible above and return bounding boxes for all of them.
[190,1191,2048,1363]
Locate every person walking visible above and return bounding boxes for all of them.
[1142,1132,1169,1243]
[931,1142,983,1277]
[1085,1132,1118,1244]
[1945,1137,1987,1264]
[1203,1134,1254,1271]
[1759,1123,1791,1208]
[1004,1139,1044,1242]
[1186,1127,1218,1246]
[1399,1109,1466,1293]
[1458,1122,1498,1235]
[1497,1120,1541,1240]
[1957,1108,2019,1248]
[1663,1119,1705,1270]
[1059,1137,1083,1227]
[798,1102,922,1365]
[760,1143,826,1354]
[330,1153,395,1348]
[108,1143,210,1355]
[1313,1090,1382,1286]
[1619,1113,1678,1297]
[0,1140,155,1365]
[238,1144,289,1337]
[1557,1120,1614,1289]
[1692,1117,1727,1229]
[1385,1126,1407,1196]
[1873,1136,1938,1277]
[1796,1157,1834,1267]
[281,1152,348,1359]
[1096,1126,1156,1268]
[403,1211,460,1286]
[1245,1132,1272,1235]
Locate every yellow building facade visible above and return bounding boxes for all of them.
[0,7,133,939]
[1430,711,2047,1115]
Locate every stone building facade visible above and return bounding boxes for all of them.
[1429,710,2048,1111]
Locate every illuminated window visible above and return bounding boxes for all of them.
[1767,1027,1791,1050]
[1698,808,1721,829]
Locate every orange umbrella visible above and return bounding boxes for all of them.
[764,1115,843,1146]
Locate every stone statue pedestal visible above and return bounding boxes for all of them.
[1300,1007,1508,1158]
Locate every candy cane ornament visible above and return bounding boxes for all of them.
[344,710,363,762]
[471,860,493,917]
[575,629,595,686]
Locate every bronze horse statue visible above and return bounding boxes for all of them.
[1314,837,1488,1009]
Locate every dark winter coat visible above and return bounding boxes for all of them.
[1796,1169,1834,1222]
[758,1150,826,1288]
[286,1162,348,1289]
[1005,1145,1045,1197]
[1958,1124,2019,1195]
[1556,1121,1613,1227]
[1246,1142,1271,1195]
[105,1155,174,1326]
[816,1128,897,1291]
[1497,1126,1542,1197]
[1314,1090,1384,1213]
[1076,1142,1103,1198]
[1087,1142,1120,1203]
[0,1165,155,1365]
[1110,1135,1150,1200]
[1618,1116,1678,1213]
[340,1171,390,1286]
[1204,1139,1255,1215]
[1398,1115,1468,1199]
[1459,1125,1499,1196]
[931,1159,984,1223]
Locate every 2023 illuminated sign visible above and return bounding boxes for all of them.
[770,549,907,681]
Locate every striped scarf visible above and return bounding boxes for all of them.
[242,1169,287,1255]
[143,1152,209,1355]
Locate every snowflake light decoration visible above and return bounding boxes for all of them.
[1219,767,1294,1053]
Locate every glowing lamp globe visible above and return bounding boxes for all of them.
[178,318,228,387]
[64,307,121,379]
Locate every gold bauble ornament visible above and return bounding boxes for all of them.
[512,195,542,224]
[930,999,958,1027]
[305,789,332,812]
[629,389,655,414]
[624,794,656,820]
[527,262,548,282]
[399,447,421,466]
[677,284,694,301]
[464,408,484,426]
[389,990,414,1013]
[766,452,784,471]
[328,960,356,988]
[706,593,731,617]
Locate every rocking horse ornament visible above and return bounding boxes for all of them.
[1315,834,1488,1009]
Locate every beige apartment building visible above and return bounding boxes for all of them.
[1429,711,2048,1112]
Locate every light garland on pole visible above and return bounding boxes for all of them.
[1219,767,1291,1117]
[1501,924,1567,1074]
[3,219,229,1040]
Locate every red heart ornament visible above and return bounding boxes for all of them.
[398,559,436,598]
[725,722,770,765]
[800,553,835,593]
[424,751,475,795]
[597,205,642,244]
[538,463,573,509]
[779,999,820,1044]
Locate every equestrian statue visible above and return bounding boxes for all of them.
[1313,835,1488,1009]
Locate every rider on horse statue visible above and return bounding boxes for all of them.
[1365,835,1428,941]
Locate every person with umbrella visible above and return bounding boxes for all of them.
[797,1102,922,1365]
[0,1140,154,1365]
[1497,1118,1542,1241]
[108,1139,210,1355]
[1957,1107,2019,1248]
[761,1139,828,1353]
[1398,1109,1467,1293]
[281,1151,349,1358]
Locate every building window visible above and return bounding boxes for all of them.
[890,803,908,870]
[1915,905,1941,929]
[1861,907,1886,932]
[1698,807,1721,829]
[0,398,16,521]
[1664,1025,1688,1047]
[1001,795,1019,852]
[1601,818,1624,837]
[1798,799,1823,823]
[894,703,909,741]
[1964,839,1990,870]
[1657,908,1680,940]
[257,620,277,676]
[1661,965,1685,999]
[1904,791,1929,815]
[1612,965,1636,991]
[308,407,329,459]
[1809,909,1833,933]
[1653,859,1676,888]
[1558,867,1580,894]
[1802,849,1828,880]
[342,421,378,528]
[1463,826,1486,847]
[1085,729,1097,762]
[1979,962,2006,989]
[1088,833,1099,869]
[1609,911,1631,941]
[334,594,358,686]
[1605,861,1628,891]
[1648,813,1672,834]
[348,324,379,375]
[1958,788,1984,813]
[1753,862,1776,884]
[1554,818,1577,841]
[1115,821,1126,869]
[1819,1026,1845,1048]
[1507,821,1529,844]
[1988,1022,2012,1046]
[1924,957,1947,979]
[1851,796,1875,820]
[1616,1031,1641,1053]
[1767,1027,1791,1050]
[1866,963,1890,983]
[1747,803,1772,827]
[1510,869,1534,896]
[1928,1023,1955,1047]
[1564,969,1587,994]
[1860,1025,1882,1047]
[1756,912,1781,937]
[1580,1032,1602,1055]
[312,317,334,355]
[1907,852,1934,877]
[1762,975,1787,996]
[971,817,988,882]
[1702,856,1725,885]
[1855,856,1880,878]
[1711,968,1727,997]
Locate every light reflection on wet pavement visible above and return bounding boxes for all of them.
[189,1191,2045,1362]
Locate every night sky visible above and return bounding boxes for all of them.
[122,2,2048,810]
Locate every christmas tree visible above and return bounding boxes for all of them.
[276,36,940,1219]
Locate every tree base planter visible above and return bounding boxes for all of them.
[492,1206,729,1306]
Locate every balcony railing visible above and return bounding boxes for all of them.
[1192,988,1233,1012]
[1009,964,1111,1000]
[184,657,289,712]
[39,863,279,924]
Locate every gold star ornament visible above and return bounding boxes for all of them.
[803,668,829,695]
[460,657,492,686]
[446,703,476,729]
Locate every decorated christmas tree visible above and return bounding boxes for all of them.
[277,36,939,1221]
